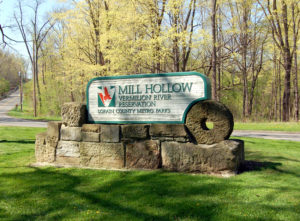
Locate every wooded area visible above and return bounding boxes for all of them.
[0,49,26,97]
[1,0,299,121]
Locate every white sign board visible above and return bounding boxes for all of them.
[86,72,211,124]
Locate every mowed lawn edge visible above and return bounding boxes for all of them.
[233,122,300,132]
[0,126,299,220]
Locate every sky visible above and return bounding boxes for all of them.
[0,0,61,71]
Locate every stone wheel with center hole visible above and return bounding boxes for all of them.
[185,100,234,145]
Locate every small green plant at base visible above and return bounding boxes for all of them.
[0,126,300,220]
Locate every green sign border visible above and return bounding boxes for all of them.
[86,72,211,124]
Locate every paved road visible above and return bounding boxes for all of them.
[232,130,300,142]
[0,90,47,127]
[1,91,299,141]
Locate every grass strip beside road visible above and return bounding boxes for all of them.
[233,122,300,132]
[0,126,300,220]
[7,104,300,132]
[8,106,61,122]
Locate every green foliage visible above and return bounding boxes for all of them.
[17,0,300,121]
[0,49,26,89]
[234,122,300,132]
[10,81,61,120]
[8,103,61,121]
[38,72,66,116]
[0,77,10,96]
[0,126,300,220]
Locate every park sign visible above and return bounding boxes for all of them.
[86,72,211,124]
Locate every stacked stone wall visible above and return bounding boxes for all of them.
[35,102,244,174]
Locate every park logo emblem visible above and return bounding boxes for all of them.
[97,86,116,107]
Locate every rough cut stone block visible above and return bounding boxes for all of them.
[82,124,101,133]
[61,102,86,127]
[80,142,124,169]
[185,100,234,144]
[56,141,80,158]
[82,132,100,142]
[151,137,174,141]
[55,156,80,165]
[47,121,62,138]
[122,125,149,139]
[60,125,82,141]
[46,136,59,163]
[161,139,244,173]
[101,125,120,142]
[126,140,160,169]
[174,137,189,142]
[35,132,47,163]
[150,124,187,137]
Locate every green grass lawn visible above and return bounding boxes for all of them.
[233,122,300,132]
[8,105,61,122]
[0,126,300,220]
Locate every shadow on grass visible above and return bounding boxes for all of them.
[0,168,221,220]
[0,166,298,220]
[0,139,35,144]
[239,160,282,173]
[241,150,300,179]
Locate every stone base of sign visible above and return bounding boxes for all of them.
[80,142,124,169]
[35,122,244,174]
[61,102,86,127]
[125,140,161,169]
[35,132,47,163]
[161,140,244,172]
[35,121,62,163]
[35,101,244,174]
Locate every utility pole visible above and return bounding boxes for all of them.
[19,71,23,111]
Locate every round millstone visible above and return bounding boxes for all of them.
[185,100,234,145]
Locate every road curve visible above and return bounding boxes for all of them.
[0,90,47,128]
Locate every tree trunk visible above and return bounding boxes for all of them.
[211,0,217,100]
[294,48,299,121]
[35,46,42,113]
[42,62,46,85]
[32,45,37,117]
[281,1,292,121]
[292,4,299,121]
[242,71,249,118]
[279,53,282,121]
[282,51,292,121]
[241,5,249,119]
[173,35,180,72]
[274,50,278,121]
[20,72,23,111]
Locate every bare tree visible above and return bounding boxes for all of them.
[168,0,197,72]
[14,0,55,117]
[258,0,299,121]
[292,2,299,121]
[0,0,5,45]
[211,0,217,100]
[0,24,5,46]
